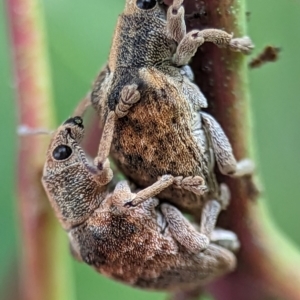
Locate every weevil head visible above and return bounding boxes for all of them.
[124,0,165,18]
[42,117,104,229]
[44,116,85,174]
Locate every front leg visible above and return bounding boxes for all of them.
[94,84,141,170]
[166,1,254,66]
[166,0,186,43]
[71,139,113,186]
[201,112,254,177]
[125,175,206,207]
[124,175,175,207]
[174,30,253,66]
[111,180,161,212]
[94,111,116,171]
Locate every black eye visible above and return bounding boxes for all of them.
[136,0,157,10]
[53,145,72,161]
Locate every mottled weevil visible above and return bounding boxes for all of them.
[89,0,254,216]
[42,116,239,291]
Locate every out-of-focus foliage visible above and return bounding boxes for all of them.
[0,0,299,299]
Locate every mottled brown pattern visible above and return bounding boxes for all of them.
[91,0,253,216]
[70,201,236,291]
[42,117,238,291]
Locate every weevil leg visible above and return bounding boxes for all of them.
[173,30,205,66]
[66,109,114,185]
[112,180,161,211]
[166,0,186,43]
[91,64,109,112]
[167,1,253,65]
[94,110,116,171]
[173,176,207,195]
[201,111,255,177]
[173,29,254,66]
[161,203,210,253]
[92,84,140,182]
[115,84,140,118]
[161,183,230,253]
[125,175,206,207]
[233,158,255,177]
[94,84,140,170]
[73,139,113,186]
[199,184,230,237]
[125,175,175,207]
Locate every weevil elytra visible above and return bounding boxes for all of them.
[42,117,239,291]
[90,0,254,216]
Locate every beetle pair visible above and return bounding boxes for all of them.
[42,0,254,291]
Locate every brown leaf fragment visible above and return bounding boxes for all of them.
[249,46,281,69]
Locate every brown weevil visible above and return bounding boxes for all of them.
[42,116,239,291]
[89,0,254,216]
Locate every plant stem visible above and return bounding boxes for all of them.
[7,0,76,299]
[171,0,300,299]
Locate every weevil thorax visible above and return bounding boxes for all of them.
[109,0,173,70]
[42,117,106,230]
[104,0,176,111]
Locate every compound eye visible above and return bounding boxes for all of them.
[52,145,72,161]
[136,0,157,10]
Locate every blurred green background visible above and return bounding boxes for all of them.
[1,0,300,299]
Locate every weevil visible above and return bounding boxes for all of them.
[90,0,254,215]
[42,116,239,291]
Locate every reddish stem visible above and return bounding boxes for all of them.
[7,0,74,299]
